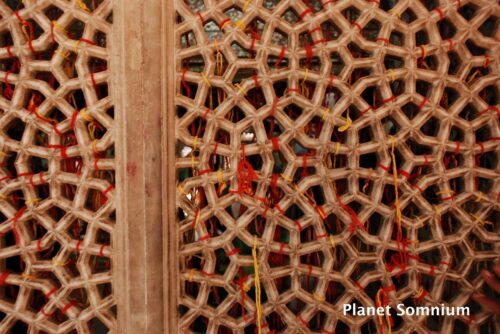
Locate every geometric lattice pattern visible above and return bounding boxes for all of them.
[175,0,499,333]
[0,1,115,333]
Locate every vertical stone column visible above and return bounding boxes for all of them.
[112,0,169,332]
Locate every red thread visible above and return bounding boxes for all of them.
[79,38,95,45]
[181,67,192,98]
[297,315,308,326]
[429,265,436,276]
[415,289,428,302]
[353,22,362,31]
[252,74,259,88]
[227,248,240,256]
[441,195,455,201]
[412,184,424,192]
[197,12,205,25]
[279,242,285,254]
[0,176,12,181]
[377,163,390,172]
[0,272,10,286]
[198,169,212,175]
[50,22,55,42]
[447,39,454,51]
[316,233,328,239]
[435,8,444,20]
[36,238,43,252]
[41,306,52,318]
[270,97,279,116]
[47,145,69,159]
[271,138,280,151]
[382,96,396,104]
[199,234,210,241]
[201,270,214,277]
[62,301,77,314]
[309,27,321,34]
[286,88,300,94]
[454,141,460,154]
[99,245,105,257]
[418,97,428,109]
[398,170,410,179]
[39,172,46,184]
[484,54,490,68]
[353,281,364,291]
[423,154,429,166]
[12,206,27,245]
[368,0,380,6]
[6,46,14,59]
[361,106,372,115]
[382,284,396,293]
[45,287,57,298]
[102,185,114,197]
[375,37,389,44]
[419,45,425,58]
[275,46,286,68]
[219,18,231,29]
[90,71,97,90]
[294,220,303,232]
[275,204,285,215]
[299,8,312,20]
[70,110,78,130]
[322,329,336,334]
[76,240,82,253]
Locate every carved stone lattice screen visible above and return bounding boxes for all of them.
[0,0,115,333]
[175,0,499,333]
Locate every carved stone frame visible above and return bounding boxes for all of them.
[112,0,176,333]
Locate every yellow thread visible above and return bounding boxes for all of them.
[91,140,98,154]
[235,83,247,96]
[243,0,252,11]
[413,287,425,299]
[389,69,395,82]
[201,72,211,87]
[321,108,330,121]
[313,293,325,302]
[193,208,201,229]
[75,0,90,11]
[390,9,401,18]
[390,137,402,232]
[217,169,223,183]
[21,23,30,41]
[475,192,483,202]
[0,151,10,157]
[0,193,7,200]
[338,110,352,132]
[52,21,67,36]
[280,173,293,183]
[52,258,68,267]
[235,20,246,30]
[177,185,188,195]
[471,214,491,225]
[54,49,70,59]
[88,122,96,141]
[335,142,340,155]
[252,236,262,334]
[21,273,37,280]
[188,269,194,282]
[192,137,198,169]
[79,108,94,122]
[73,40,81,53]
[25,198,40,205]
